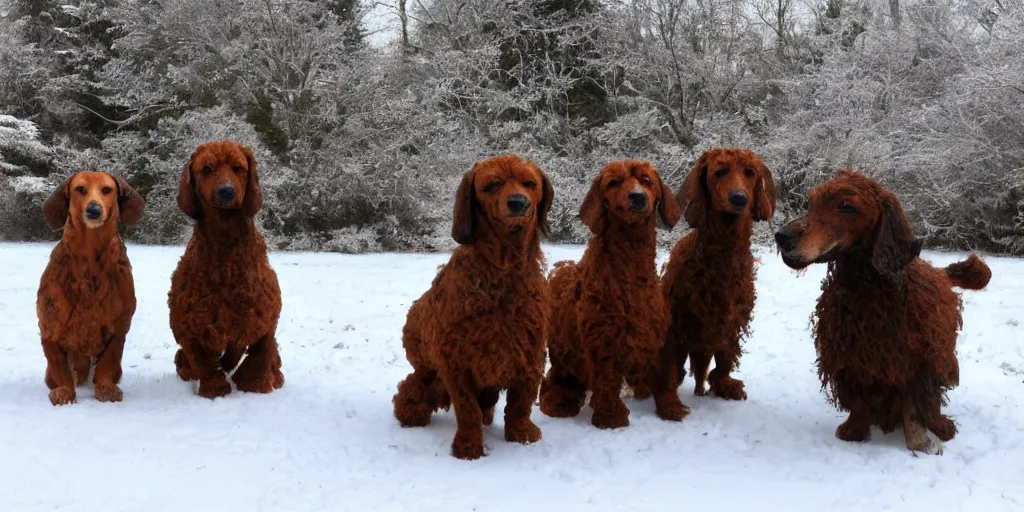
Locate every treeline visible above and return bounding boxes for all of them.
[1,0,1021,253]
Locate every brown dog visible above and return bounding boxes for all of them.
[392,154,553,460]
[774,169,991,455]
[168,140,284,399]
[539,159,688,429]
[37,170,145,405]
[660,148,776,400]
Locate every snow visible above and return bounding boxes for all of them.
[1,241,1022,511]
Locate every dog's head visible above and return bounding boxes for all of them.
[451,154,553,245]
[774,169,922,280]
[42,171,145,231]
[579,159,680,233]
[678,147,776,228]
[178,140,262,220]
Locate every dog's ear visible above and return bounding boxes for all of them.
[241,145,263,217]
[752,160,777,223]
[41,175,73,231]
[871,193,922,281]
[678,153,709,229]
[655,170,681,230]
[578,171,607,234]
[452,164,478,245]
[113,174,146,226]
[177,152,202,220]
[536,166,554,239]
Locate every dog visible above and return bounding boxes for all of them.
[168,140,284,399]
[392,154,553,460]
[660,148,776,400]
[37,170,145,405]
[774,168,991,455]
[539,159,688,428]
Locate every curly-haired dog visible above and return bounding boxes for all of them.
[169,140,284,399]
[36,170,145,405]
[392,154,553,460]
[660,148,776,400]
[539,159,688,429]
[774,169,991,455]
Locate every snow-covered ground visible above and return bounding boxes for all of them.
[1,241,1021,511]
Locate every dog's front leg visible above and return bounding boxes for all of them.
[93,332,126,402]
[179,339,232,399]
[504,374,542,444]
[42,341,76,405]
[445,369,485,460]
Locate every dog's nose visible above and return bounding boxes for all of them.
[627,191,648,211]
[507,194,530,216]
[728,190,748,208]
[85,201,103,220]
[217,186,236,203]
[774,230,795,252]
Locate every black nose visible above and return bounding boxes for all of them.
[774,230,795,252]
[85,201,103,220]
[507,194,530,216]
[217,186,236,203]
[728,191,748,208]
[627,191,648,211]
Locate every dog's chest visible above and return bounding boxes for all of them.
[41,264,128,352]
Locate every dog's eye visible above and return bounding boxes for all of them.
[101,186,113,195]
[607,179,623,189]
[232,165,244,174]
[522,180,536,189]
[744,168,755,178]
[715,168,729,178]
[74,186,87,195]
[838,201,857,214]
[201,165,213,176]
[639,176,652,186]
[484,182,502,193]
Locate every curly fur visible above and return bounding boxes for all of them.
[168,140,284,399]
[539,159,688,429]
[775,169,992,455]
[660,148,777,400]
[392,154,554,460]
[36,170,146,405]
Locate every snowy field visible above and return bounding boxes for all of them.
[1,241,1022,511]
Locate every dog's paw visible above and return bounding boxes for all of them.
[655,399,691,423]
[49,387,76,406]
[272,369,285,389]
[835,420,870,442]
[711,377,747,401]
[592,411,630,430]
[174,350,197,381]
[197,377,232,399]
[94,383,124,403]
[234,373,276,394]
[505,421,542,444]
[451,431,485,460]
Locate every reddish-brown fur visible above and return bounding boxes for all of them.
[36,170,146,405]
[168,140,284,399]
[660,148,777,400]
[539,160,688,429]
[775,169,991,455]
[392,154,554,460]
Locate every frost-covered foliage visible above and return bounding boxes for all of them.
[0,0,1021,253]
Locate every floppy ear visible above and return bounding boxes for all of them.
[536,167,554,239]
[177,154,202,220]
[41,175,73,231]
[113,174,145,226]
[752,162,777,222]
[656,172,681,230]
[241,145,263,217]
[451,165,478,245]
[678,154,709,229]
[871,194,922,281]
[578,171,606,234]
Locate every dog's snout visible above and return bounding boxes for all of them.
[216,185,236,203]
[774,229,796,252]
[728,190,748,208]
[507,194,530,216]
[85,201,103,220]
[627,191,648,211]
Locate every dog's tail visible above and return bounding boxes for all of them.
[944,253,992,290]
